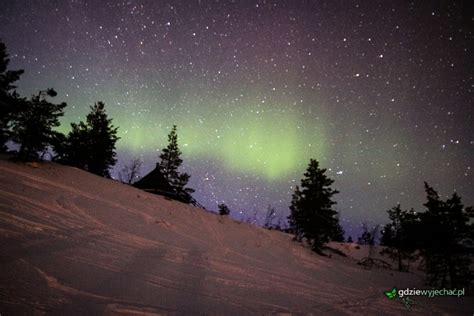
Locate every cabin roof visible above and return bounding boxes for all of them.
[134,163,175,193]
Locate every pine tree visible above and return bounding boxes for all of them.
[0,40,25,151]
[85,102,119,177]
[159,125,182,184]
[12,89,66,161]
[158,125,194,195]
[56,102,119,177]
[218,203,231,216]
[287,159,340,254]
[331,216,345,242]
[417,183,473,287]
[56,121,90,169]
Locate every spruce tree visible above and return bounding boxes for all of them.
[56,121,90,169]
[158,125,194,195]
[331,216,345,242]
[56,102,119,177]
[0,40,25,151]
[85,102,119,177]
[12,89,66,161]
[287,159,340,254]
[218,203,231,216]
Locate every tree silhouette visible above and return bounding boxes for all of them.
[218,203,231,216]
[263,205,277,229]
[287,159,340,254]
[0,40,25,152]
[55,121,89,168]
[380,205,418,271]
[331,215,345,242]
[416,182,473,287]
[56,102,119,177]
[358,223,374,245]
[158,125,194,195]
[12,89,66,161]
[85,102,119,176]
[119,158,142,184]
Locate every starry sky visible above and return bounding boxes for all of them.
[1,0,473,238]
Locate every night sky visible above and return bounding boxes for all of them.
[1,1,473,238]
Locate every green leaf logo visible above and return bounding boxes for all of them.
[384,287,397,299]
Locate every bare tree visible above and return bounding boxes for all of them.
[244,208,259,225]
[358,223,375,245]
[119,158,142,184]
[264,205,277,229]
[357,224,388,270]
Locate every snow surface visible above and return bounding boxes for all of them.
[0,157,472,315]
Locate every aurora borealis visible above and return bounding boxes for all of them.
[0,1,472,237]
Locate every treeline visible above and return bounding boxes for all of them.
[0,41,119,178]
[283,152,472,288]
[0,40,194,201]
[349,184,473,287]
[380,183,473,287]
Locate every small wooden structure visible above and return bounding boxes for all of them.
[134,163,177,198]
[134,163,204,209]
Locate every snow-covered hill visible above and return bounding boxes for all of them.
[0,157,471,315]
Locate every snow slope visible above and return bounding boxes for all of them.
[0,158,472,315]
